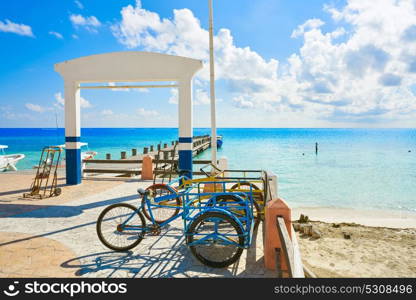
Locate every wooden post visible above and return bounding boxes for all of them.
[121,151,127,159]
[132,149,137,156]
[106,153,111,160]
[155,154,159,161]
[163,143,168,148]
[141,155,153,180]
[171,141,175,146]
[143,147,149,154]
[163,151,169,160]
[157,144,161,151]
[150,145,154,152]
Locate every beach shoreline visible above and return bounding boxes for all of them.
[292,206,416,229]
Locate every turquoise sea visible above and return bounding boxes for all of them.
[0,128,415,212]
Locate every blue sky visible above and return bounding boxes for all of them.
[0,0,415,128]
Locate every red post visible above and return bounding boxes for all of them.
[264,198,292,271]
[141,155,153,180]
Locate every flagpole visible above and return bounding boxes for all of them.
[208,0,218,167]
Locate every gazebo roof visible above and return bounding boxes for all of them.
[55,51,203,83]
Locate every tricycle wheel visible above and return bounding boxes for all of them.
[142,184,181,224]
[96,203,146,251]
[230,182,264,223]
[187,211,244,268]
[211,194,249,220]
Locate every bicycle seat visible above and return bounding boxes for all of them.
[137,188,148,196]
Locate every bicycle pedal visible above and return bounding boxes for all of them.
[148,225,161,236]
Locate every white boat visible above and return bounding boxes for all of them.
[0,145,25,171]
[57,142,98,166]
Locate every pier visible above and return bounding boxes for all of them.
[82,135,220,177]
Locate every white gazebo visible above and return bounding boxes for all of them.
[55,51,203,185]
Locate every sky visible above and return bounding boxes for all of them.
[0,0,416,128]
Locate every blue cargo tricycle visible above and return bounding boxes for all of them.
[96,167,259,268]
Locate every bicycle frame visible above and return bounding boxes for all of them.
[120,179,192,233]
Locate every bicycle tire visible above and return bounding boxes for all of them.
[230,182,264,222]
[96,203,146,251]
[187,211,244,268]
[142,184,181,224]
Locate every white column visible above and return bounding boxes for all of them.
[64,81,81,138]
[64,81,82,185]
[177,79,193,178]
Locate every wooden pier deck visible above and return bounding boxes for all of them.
[83,135,218,176]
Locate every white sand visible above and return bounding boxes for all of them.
[292,207,416,229]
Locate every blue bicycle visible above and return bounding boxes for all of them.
[96,175,256,268]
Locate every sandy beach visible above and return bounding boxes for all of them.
[292,207,416,229]
[291,207,416,277]
[295,221,416,278]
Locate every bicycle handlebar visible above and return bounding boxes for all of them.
[200,163,224,177]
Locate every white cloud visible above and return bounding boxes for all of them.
[53,92,91,109]
[168,88,178,104]
[137,108,159,117]
[101,109,114,116]
[49,31,63,39]
[80,97,92,108]
[291,18,325,38]
[233,96,254,109]
[74,0,84,9]
[0,19,34,37]
[54,92,65,107]
[195,89,210,105]
[112,0,416,125]
[108,82,130,92]
[70,14,101,33]
[72,34,79,39]
[25,103,47,113]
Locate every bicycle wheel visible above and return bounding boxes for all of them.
[187,211,244,268]
[230,182,264,222]
[96,203,146,251]
[142,184,181,224]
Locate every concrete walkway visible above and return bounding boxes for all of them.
[0,180,274,278]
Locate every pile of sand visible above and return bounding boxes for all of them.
[297,221,416,277]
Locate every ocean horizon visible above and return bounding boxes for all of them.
[1,127,415,213]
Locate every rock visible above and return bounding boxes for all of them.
[332,223,340,228]
[299,214,309,223]
[302,225,313,236]
[293,223,301,231]
[311,227,322,239]
[343,232,352,239]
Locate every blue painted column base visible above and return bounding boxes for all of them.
[66,148,81,185]
[178,150,193,179]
